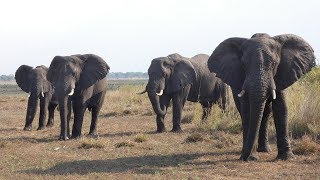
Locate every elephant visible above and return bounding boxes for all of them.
[15,65,58,131]
[47,54,110,140]
[207,33,316,161]
[139,53,228,133]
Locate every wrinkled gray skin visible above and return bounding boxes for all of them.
[207,33,316,161]
[15,65,58,131]
[47,54,110,140]
[142,53,227,133]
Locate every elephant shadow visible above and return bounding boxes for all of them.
[22,151,239,175]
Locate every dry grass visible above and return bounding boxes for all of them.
[0,77,319,179]
[292,135,320,155]
[185,133,205,143]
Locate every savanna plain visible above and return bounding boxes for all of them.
[0,70,320,179]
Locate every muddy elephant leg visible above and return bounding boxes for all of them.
[171,85,190,132]
[272,91,294,160]
[71,100,86,139]
[156,95,171,133]
[257,98,272,152]
[46,102,57,128]
[201,101,213,121]
[37,95,49,130]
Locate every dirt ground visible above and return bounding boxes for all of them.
[0,94,319,180]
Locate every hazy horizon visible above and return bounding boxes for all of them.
[1,0,319,75]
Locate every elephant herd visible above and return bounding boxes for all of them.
[15,33,316,161]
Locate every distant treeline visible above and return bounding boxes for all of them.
[108,72,148,79]
[0,72,148,81]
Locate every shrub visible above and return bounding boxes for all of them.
[292,135,320,155]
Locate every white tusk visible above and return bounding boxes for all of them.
[272,90,276,100]
[41,87,44,97]
[136,89,147,95]
[68,88,74,96]
[28,92,31,97]
[237,90,245,97]
[156,89,163,96]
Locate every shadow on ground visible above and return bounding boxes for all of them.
[22,151,239,175]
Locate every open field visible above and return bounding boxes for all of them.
[0,76,320,179]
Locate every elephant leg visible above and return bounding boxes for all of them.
[24,95,39,131]
[272,91,294,160]
[156,95,171,133]
[201,101,212,121]
[37,95,49,130]
[71,101,86,139]
[46,102,57,128]
[257,98,272,153]
[172,85,190,132]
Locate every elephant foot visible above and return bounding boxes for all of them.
[37,126,45,131]
[239,154,259,161]
[276,151,295,160]
[46,123,54,128]
[171,127,182,133]
[23,126,32,131]
[257,144,272,153]
[88,133,99,138]
[71,134,82,139]
[156,127,166,133]
[59,135,69,141]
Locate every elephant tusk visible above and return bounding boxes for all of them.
[272,90,276,100]
[68,88,74,96]
[28,92,31,97]
[237,90,245,97]
[41,87,45,97]
[156,89,163,96]
[136,89,147,95]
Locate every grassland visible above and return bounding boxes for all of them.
[0,75,319,179]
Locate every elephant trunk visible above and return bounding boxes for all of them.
[148,92,166,116]
[24,93,39,130]
[242,86,268,160]
[58,96,69,140]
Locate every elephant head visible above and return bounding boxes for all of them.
[15,65,52,130]
[142,53,197,116]
[207,33,316,160]
[47,54,110,140]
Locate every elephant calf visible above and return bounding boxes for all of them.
[140,53,227,133]
[15,65,58,131]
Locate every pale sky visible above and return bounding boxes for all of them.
[0,0,319,75]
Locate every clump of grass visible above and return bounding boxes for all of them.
[78,139,106,149]
[292,135,320,155]
[115,141,135,148]
[0,141,7,148]
[287,81,320,139]
[134,134,148,143]
[210,131,238,149]
[185,133,205,143]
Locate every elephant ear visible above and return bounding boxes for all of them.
[47,56,65,83]
[15,65,33,93]
[207,37,247,91]
[273,34,316,90]
[79,54,110,89]
[169,59,197,93]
